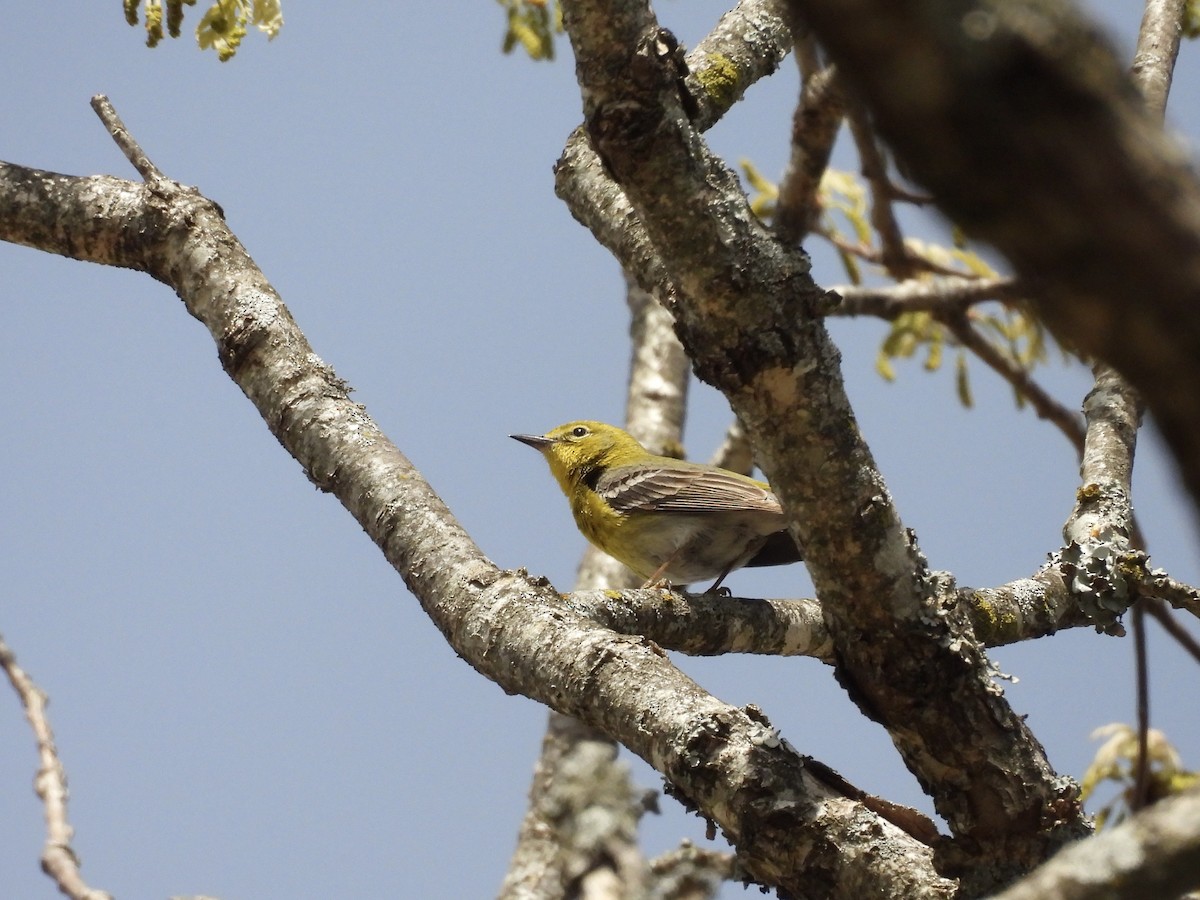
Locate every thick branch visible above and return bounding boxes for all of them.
[987,787,1200,900]
[559,0,1087,886]
[570,588,833,659]
[554,0,794,308]
[568,560,1198,657]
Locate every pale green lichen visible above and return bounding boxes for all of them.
[693,53,741,109]
[969,590,1020,643]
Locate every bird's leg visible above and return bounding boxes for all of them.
[641,548,684,589]
[703,562,736,596]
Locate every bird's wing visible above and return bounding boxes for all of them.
[596,465,783,515]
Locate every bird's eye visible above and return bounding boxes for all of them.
[571,426,589,438]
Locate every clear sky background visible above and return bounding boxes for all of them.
[1,3,1197,898]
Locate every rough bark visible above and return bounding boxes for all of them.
[558,0,1089,889]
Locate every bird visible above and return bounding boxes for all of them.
[511,420,803,592]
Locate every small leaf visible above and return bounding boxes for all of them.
[837,247,861,285]
[876,351,896,381]
[925,333,943,372]
[955,351,973,407]
[1185,0,1200,38]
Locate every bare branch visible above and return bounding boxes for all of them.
[1124,0,1188,818]
[568,562,1192,658]
[821,233,969,277]
[647,842,734,898]
[499,713,652,899]
[707,418,755,475]
[1140,571,1200,621]
[622,271,690,456]
[569,588,833,660]
[0,633,112,900]
[845,101,914,278]
[987,787,1200,900]
[684,0,795,131]
[1145,599,1200,663]
[90,94,163,182]
[831,276,1020,318]
[555,0,795,308]
[1073,363,1141,514]
[1130,0,1186,117]
[774,64,846,244]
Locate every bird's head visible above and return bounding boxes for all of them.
[511,421,645,493]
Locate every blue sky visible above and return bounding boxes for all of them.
[1,3,1198,898]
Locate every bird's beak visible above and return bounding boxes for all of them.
[511,433,554,451]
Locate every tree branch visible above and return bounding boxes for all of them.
[554,0,795,310]
[1124,0,1186,818]
[774,63,845,244]
[830,276,1020,318]
[683,0,795,131]
[986,787,1200,900]
[559,0,1088,888]
[499,713,653,899]
[570,588,833,660]
[90,94,163,181]
[0,633,112,900]
[844,99,915,278]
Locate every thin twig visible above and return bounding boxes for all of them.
[831,276,1020,319]
[943,312,1086,453]
[1131,603,1151,811]
[774,64,846,244]
[820,233,966,278]
[1124,0,1185,815]
[1144,598,1200,664]
[0,633,112,900]
[844,100,915,279]
[831,276,1085,453]
[1140,569,1200,621]
[90,94,163,181]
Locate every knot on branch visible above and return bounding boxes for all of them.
[585,26,693,169]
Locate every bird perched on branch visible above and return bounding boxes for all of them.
[511,420,803,592]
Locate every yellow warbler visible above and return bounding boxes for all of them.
[511,421,802,591]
